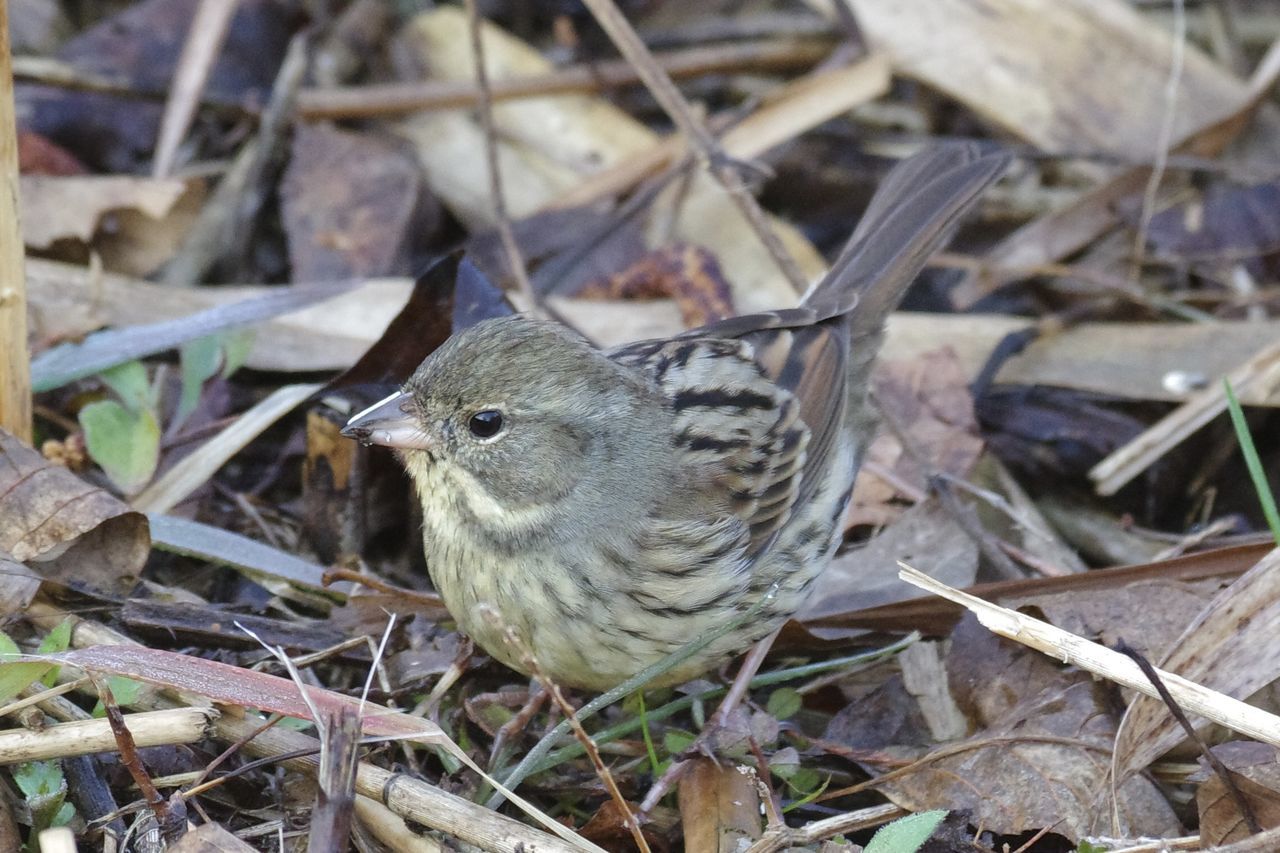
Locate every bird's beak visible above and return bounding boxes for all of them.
[341,391,432,450]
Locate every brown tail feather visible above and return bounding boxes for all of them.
[803,142,1010,336]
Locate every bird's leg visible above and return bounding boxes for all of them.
[638,627,781,815]
[488,680,549,769]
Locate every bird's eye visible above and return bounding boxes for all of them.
[467,410,504,439]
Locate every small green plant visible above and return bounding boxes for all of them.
[1224,379,1280,545]
[79,332,253,496]
[12,760,76,845]
[863,809,947,853]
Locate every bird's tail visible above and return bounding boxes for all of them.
[802,142,1010,338]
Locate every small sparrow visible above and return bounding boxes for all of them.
[344,144,1008,691]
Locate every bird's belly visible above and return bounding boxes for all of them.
[420,498,846,692]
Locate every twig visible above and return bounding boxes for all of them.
[296,38,832,118]
[153,0,239,178]
[486,609,650,853]
[1089,339,1280,496]
[638,627,782,816]
[742,803,904,853]
[1114,642,1260,835]
[898,563,1280,748]
[463,0,537,312]
[576,0,810,294]
[0,2,30,442]
[1129,0,1187,282]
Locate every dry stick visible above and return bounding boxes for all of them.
[1089,339,1280,496]
[1113,642,1260,836]
[153,0,239,178]
[743,804,905,853]
[898,563,1280,748]
[1129,0,1187,283]
[462,0,537,313]
[577,0,811,295]
[296,38,832,118]
[0,2,30,442]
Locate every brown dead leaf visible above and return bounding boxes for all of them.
[800,499,978,625]
[849,348,983,528]
[0,552,41,616]
[1114,547,1280,786]
[95,180,208,277]
[872,615,1183,841]
[17,130,87,176]
[0,429,148,598]
[282,122,437,282]
[1002,576,1226,653]
[844,0,1249,159]
[20,175,189,251]
[1195,742,1280,846]
[576,243,735,328]
[167,821,256,852]
[1142,180,1280,262]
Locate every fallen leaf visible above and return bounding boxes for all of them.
[1194,742,1280,846]
[872,616,1183,842]
[0,429,148,598]
[849,348,983,528]
[20,175,188,251]
[1114,546,1280,785]
[282,122,438,281]
[575,243,735,327]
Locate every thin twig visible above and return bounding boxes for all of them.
[576,0,810,294]
[1130,0,1187,282]
[296,38,832,118]
[482,607,650,852]
[463,0,537,313]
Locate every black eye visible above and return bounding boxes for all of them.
[467,410,504,439]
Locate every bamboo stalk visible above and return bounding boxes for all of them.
[0,3,31,442]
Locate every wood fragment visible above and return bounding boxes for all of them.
[0,2,30,442]
[898,564,1280,751]
[297,38,834,118]
[1089,340,1280,496]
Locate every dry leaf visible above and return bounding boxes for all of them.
[20,175,188,250]
[576,243,735,327]
[872,616,1183,842]
[849,348,983,528]
[0,429,148,598]
[1113,547,1280,785]
[282,122,437,281]
[1194,742,1280,846]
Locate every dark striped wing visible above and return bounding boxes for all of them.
[611,322,842,555]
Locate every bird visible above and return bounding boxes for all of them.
[342,143,1009,691]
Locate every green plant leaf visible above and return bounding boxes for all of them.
[37,619,73,655]
[864,810,947,853]
[13,760,74,834]
[91,676,146,717]
[80,400,161,495]
[221,328,255,377]
[175,335,225,429]
[663,729,696,755]
[98,360,152,413]
[1224,379,1280,544]
[0,632,56,705]
[35,618,73,688]
[766,687,803,720]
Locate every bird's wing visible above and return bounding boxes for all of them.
[611,331,824,555]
